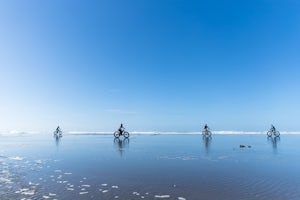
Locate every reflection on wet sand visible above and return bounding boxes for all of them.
[202,135,212,154]
[114,138,129,156]
[54,134,62,147]
[268,136,280,153]
[2,134,300,200]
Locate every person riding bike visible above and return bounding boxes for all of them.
[114,124,129,138]
[56,126,61,133]
[270,124,276,132]
[267,124,280,137]
[202,124,212,137]
[118,124,125,134]
[204,124,209,131]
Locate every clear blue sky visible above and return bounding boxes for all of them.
[0,0,300,132]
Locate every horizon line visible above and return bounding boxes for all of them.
[1,130,300,136]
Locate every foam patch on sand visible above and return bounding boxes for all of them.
[82,184,90,187]
[79,191,89,195]
[35,159,47,164]
[0,177,12,184]
[158,156,199,161]
[15,188,35,195]
[9,156,24,161]
[155,195,171,198]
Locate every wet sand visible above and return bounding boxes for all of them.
[1,134,300,200]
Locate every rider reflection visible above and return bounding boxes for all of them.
[268,136,280,152]
[54,134,62,147]
[202,135,212,154]
[114,137,129,156]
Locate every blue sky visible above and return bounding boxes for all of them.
[0,0,300,132]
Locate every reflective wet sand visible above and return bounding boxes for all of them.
[1,134,300,200]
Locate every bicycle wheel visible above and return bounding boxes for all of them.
[267,131,272,137]
[202,130,211,137]
[274,131,280,137]
[123,131,130,138]
[114,131,120,138]
[207,131,212,137]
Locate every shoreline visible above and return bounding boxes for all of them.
[1,131,300,136]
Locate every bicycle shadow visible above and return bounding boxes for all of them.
[114,137,130,156]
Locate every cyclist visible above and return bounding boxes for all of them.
[270,124,276,132]
[118,124,124,133]
[204,124,209,131]
[56,126,61,133]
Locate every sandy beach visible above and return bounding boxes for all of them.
[0,133,300,200]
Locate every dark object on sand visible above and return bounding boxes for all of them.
[240,145,251,148]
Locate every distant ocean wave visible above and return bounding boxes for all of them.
[0,131,41,136]
[1,130,300,136]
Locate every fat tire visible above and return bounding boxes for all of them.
[114,131,120,138]
[206,131,212,137]
[123,131,130,138]
[202,130,212,137]
[267,131,272,137]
